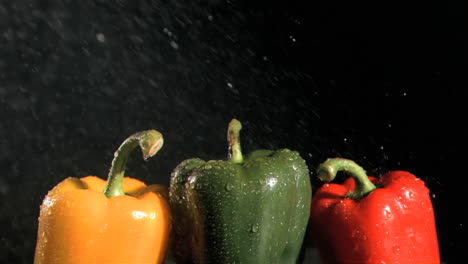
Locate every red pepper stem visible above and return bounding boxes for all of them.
[317,158,377,200]
[227,119,243,163]
[103,130,164,198]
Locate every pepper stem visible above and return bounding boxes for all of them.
[227,119,243,163]
[103,130,164,198]
[317,158,377,200]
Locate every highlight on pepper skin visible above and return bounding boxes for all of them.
[132,210,157,220]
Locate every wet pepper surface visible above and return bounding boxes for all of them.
[310,158,439,264]
[170,119,312,264]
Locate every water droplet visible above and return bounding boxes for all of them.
[250,224,259,233]
[188,182,196,190]
[225,184,233,191]
[405,190,414,200]
[42,232,48,243]
[352,230,360,238]
[96,33,105,42]
[408,228,415,239]
[383,207,393,219]
[170,41,179,50]
[163,27,173,36]
[392,245,401,255]
[188,175,196,184]
[265,177,277,187]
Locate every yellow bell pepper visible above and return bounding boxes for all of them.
[34,130,171,264]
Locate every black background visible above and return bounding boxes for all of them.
[1,0,466,263]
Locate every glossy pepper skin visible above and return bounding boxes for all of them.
[310,158,440,264]
[34,131,172,264]
[169,119,312,264]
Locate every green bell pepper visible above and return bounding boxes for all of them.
[169,119,312,264]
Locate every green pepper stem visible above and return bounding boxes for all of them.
[317,158,377,200]
[103,130,164,198]
[227,119,243,163]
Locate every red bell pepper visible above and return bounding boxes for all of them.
[310,158,440,264]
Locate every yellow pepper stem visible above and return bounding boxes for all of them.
[227,119,243,163]
[103,130,164,198]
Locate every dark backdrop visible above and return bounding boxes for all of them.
[1,0,466,263]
